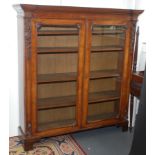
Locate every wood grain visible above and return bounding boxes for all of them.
[37,70,120,84]
[14,4,143,150]
[37,90,120,110]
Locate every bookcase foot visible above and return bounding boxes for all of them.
[23,138,37,151]
[121,121,128,132]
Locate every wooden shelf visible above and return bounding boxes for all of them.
[88,91,120,104]
[91,46,123,52]
[37,46,123,54]
[38,90,119,110]
[92,30,124,35]
[37,47,78,54]
[90,70,120,79]
[88,112,117,122]
[38,119,76,131]
[37,70,120,84]
[38,30,79,36]
[37,72,77,84]
[37,30,123,36]
[38,95,76,110]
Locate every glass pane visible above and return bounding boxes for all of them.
[87,25,125,122]
[36,24,79,131]
[38,107,76,131]
[92,25,125,47]
[88,101,119,122]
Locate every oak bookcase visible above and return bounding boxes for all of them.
[14,4,143,151]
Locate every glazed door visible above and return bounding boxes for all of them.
[83,20,129,127]
[31,19,85,135]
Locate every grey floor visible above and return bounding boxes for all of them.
[72,127,133,155]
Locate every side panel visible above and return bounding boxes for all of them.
[17,16,25,133]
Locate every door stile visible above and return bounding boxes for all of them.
[82,20,92,127]
[31,20,38,134]
[76,21,86,128]
[119,22,134,120]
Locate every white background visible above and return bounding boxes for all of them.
[0,0,154,154]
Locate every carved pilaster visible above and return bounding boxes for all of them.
[131,21,137,49]
[24,17,32,59]
[24,17,32,137]
[131,20,137,71]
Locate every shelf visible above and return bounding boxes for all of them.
[38,119,76,131]
[38,95,76,110]
[88,112,117,122]
[92,30,124,35]
[38,90,119,110]
[90,70,120,79]
[37,70,120,84]
[37,47,78,54]
[91,46,124,52]
[88,91,120,104]
[37,72,77,84]
[37,46,123,54]
[38,30,79,36]
[37,30,123,36]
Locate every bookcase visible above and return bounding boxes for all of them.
[14,4,143,151]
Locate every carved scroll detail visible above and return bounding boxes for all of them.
[131,21,137,50]
[24,17,32,59]
[24,17,32,136]
[131,20,137,60]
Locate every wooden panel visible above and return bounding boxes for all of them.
[89,78,117,93]
[92,25,125,53]
[14,4,143,18]
[37,72,77,84]
[38,54,78,74]
[38,30,124,36]
[130,71,144,97]
[38,47,78,54]
[93,30,124,35]
[88,101,115,116]
[38,107,76,128]
[88,91,119,103]
[90,52,119,71]
[38,30,78,36]
[37,90,119,110]
[91,46,123,52]
[37,46,123,54]
[38,119,75,131]
[88,100,119,121]
[38,96,76,110]
[37,70,120,84]
[90,70,120,79]
[38,35,78,47]
[88,112,117,122]
[38,82,76,98]
[92,35,120,47]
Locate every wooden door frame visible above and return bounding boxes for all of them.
[82,19,132,128]
[30,18,85,136]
